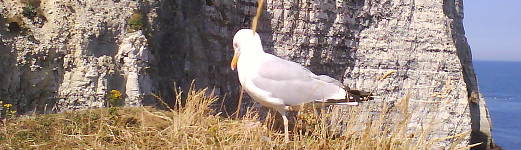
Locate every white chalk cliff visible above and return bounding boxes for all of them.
[0,0,493,149]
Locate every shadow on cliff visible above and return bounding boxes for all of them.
[146,0,264,115]
[145,0,375,117]
[84,25,128,107]
[0,14,66,114]
[0,17,18,106]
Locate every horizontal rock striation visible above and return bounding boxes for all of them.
[0,0,153,112]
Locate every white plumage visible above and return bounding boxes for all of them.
[230,29,359,142]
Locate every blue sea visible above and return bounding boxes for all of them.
[474,60,521,149]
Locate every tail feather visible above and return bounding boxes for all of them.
[346,89,374,102]
[316,89,374,105]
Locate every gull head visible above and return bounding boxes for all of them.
[231,29,263,70]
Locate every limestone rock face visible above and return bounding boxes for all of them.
[0,0,492,148]
[0,0,152,111]
[257,0,493,148]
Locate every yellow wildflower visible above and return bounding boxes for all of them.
[4,104,12,108]
[110,90,122,99]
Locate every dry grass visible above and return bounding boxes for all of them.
[0,88,473,149]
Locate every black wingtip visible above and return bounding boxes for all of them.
[346,89,374,102]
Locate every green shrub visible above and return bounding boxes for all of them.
[22,4,37,19]
[127,11,144,32]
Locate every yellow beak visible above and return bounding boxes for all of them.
[230,52,239,70]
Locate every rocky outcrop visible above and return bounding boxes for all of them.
[252,0,492,148]
[0,0,153,112]
[0,0,493,149]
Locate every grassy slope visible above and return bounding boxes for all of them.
[0,89,474,149]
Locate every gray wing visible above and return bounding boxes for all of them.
[251,54,346,106]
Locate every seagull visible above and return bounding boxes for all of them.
[230,29,370,142]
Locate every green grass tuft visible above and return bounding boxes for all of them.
[127,11,144,32]
[22,4,37,19]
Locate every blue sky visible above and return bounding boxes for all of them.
[464,0,521,62]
